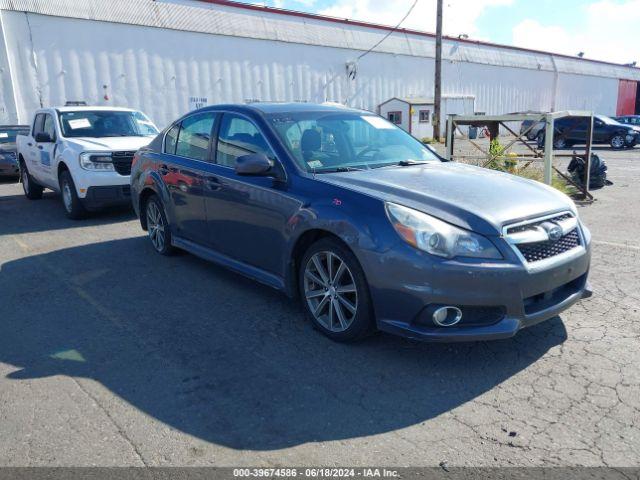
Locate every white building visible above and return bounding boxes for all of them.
[1,0,639,129]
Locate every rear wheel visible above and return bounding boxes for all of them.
[145,195,174,255]
[299,238,375,342]
[20,160,43,200]
[610,135,626,150]
[59,170,86,219]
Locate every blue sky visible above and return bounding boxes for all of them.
[238,0,639,64]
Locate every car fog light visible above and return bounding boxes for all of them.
[433,306,463,327]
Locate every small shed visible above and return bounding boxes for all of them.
[379,95,475,139]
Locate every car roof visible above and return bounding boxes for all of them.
[209,102,371,115]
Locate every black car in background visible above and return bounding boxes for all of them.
[0,125,29,179]
[536,115,639,150]
[614,115,640,132]
[519,119,545,140]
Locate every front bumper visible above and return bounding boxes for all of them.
[363,237,591,342]
[81,185,132,211]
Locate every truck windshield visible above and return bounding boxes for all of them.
[58,110,159,138]
[268,112,440,173]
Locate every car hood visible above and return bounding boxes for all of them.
[318,162,576,236]
[66,136,154,151]
[0,142,17,153]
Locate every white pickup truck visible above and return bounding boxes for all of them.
[16,106,159,218]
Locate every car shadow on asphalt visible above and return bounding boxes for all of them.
[0,237,568,451]
[0,190,136,235]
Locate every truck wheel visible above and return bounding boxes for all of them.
[59,170,86,219]
[20,160,44,200]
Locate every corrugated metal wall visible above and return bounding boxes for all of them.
[0,0,636,127]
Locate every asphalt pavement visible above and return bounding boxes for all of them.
[0,148,638,467]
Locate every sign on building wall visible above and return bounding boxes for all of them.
[189,96,208,111]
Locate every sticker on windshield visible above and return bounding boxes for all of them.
[136,119,154,126]
[0,133,8,138]
[307,160,323,169]
[362,116,394,129]
[68,118,91,129]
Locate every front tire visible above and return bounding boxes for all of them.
[59,170,86,219]
[299,238,375,342]
[145,195,174,256]
[610,135,626,150]
[20,160,43,200]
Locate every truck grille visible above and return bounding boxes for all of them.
[516,229,581,263]
[111,151,136,176]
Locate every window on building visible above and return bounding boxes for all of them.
[175,112,216,161]
[387,111,402,125]
[419,110,431,123]
[216,114,275,168]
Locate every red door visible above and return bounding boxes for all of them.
[617,80,638,115]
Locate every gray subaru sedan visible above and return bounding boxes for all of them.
[131,103,592,343]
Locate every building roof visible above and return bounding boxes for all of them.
[246,102,364,114]
[198,0,638,71]
[2,0,639,81]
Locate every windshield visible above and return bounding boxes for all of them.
[0,128,28,145]
[268,112,440,172]
[58,110,159,138]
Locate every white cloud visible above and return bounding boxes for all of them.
[317,0,514,38]
[512,0,640,64]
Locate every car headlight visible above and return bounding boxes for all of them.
[385,202,502,259]
[80,153,115,171]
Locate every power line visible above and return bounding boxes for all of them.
[356,0,420,61]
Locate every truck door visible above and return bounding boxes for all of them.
[35,113,58,188]
[26,114,45,181]
[28,113,58,187]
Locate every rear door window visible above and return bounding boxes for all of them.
[164,124,179,155]
[32,114,45,137]
[175,112,216,161]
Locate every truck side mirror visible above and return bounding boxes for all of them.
[35,132,53,143]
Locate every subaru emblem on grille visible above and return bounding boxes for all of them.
[543,222,563,242]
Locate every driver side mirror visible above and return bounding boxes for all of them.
[235,153,275,176]
[35,132,53,143]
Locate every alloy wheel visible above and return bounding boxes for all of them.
[611,135,625,149]
[146,201,166,252]
[304,251,358,332]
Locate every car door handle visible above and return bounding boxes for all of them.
[37,145,43,150]
[27,143,33,147]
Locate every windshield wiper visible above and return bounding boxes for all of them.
[398,160,429,166]
[315,166,365,173]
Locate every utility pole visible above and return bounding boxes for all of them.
[433,0,443,141]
